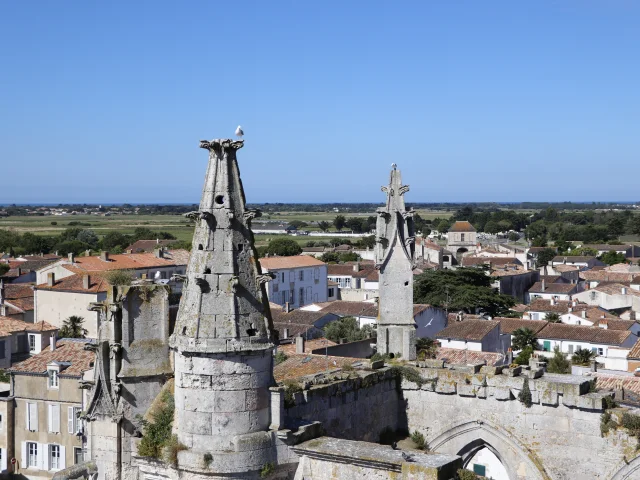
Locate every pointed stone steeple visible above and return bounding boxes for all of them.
[375,164,417,360]
[170,138,274,352]
[170,139,277,473]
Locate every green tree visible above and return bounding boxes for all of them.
[266,238,302,257]
[628,216,640,236]
[416,337,437,360]
[511,328,538,351]
[507,232,520,242]
[515,346,534,366]
[536,248,556,267]
[572,348,596,366]
[317,221,331,232]
[436,219,450,233]
[518,377,533,408]
[287,220,308,229]
[547,347,571,374]
[102,232,132,251]
[324,317,375,343]
[333,215,347,231]
[58,316,87,338]
[319,252,339,263]
[599,251,626,266]
[545,312,560,323]
[76,229,99,247]
[568,247,599,257]
[484,221,500,234]
[0,264,10,276]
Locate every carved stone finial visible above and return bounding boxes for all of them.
[398,185,410,195]
[171,274,187,283]
[256,273,276,285]
[194,277,209,292]
[184,211,201,221]
[243,209,262,221]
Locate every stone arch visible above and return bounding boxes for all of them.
[610,455,640,480]
[428,420,550,480]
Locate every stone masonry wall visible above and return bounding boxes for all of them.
[283,369,401,442]
[401,365,638,480]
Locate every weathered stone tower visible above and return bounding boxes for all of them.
[169,139,277,475]
[375,164,417,360]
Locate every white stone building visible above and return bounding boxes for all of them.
[435,319,501,353]
[259,255,328,308]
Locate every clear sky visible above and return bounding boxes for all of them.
[1,1,639,204]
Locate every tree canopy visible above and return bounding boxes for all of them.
[324,317,376,343]
[511,328,538,351]
[413,268,516,317]
[266,238,302,257]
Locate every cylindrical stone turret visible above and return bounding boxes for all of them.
[169,139,276,474]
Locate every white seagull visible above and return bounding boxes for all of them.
[235,125,244,138]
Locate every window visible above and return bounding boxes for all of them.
[74,447,85,465]
[48,370,59,389]
[26,402,38,432]
[48,404,60,433]
[473,464,486,476]
[281,272,285,283]
[28,334,37,352]
[281,290,288,304]
[314,268,319,280]
[598,348,604,356]
[27,442,38,468]
[0,340,5,359]
[328,288,334,297]
[50,445,60,470]
[68,406,81,434]
[568,344,574,354]
[299,270,304,281]
[299,287,305,306]
[461,233,465,242]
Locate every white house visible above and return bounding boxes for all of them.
[527,280,579,303]
[259,255,328,309]
[435,319,501,353]
[573,283,640,311]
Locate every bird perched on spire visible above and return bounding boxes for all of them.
[235,125,244,138]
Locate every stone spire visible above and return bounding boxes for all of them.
[170,138,274,352]
[375,164,416,360]
[169,139,277,474]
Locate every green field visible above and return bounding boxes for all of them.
[264,210,451,223]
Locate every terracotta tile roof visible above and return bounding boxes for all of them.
[629,340,640,359]
[320,301,379,317]
[490,265,530,277]
[554,265,581,272]
[365,270,379,282]
[334,244,352,251]
[498,318,548,335]
[593,283,640,298]
[511,304,529,313]
[461,256,520,267]
[527,299,584,314]
[279,338,338,355]
[273,353,361,382]
[597,318,636,331]
[271,309,334,326]
[302,247,326,253]
[607,263,639,273]
[416,238,443,250]
[125,239,177,253]
[5,297,34,312]
[36,273,109,293]
[0,316,57,336]
[537,323,633,345]
[633,276,640,285]
[21,254,61,261]
[594,373,640,397]
[55,250,189,273]
[9,339,94,377]
[436,319,500,341]
[273,323,318,338]
[528,282,578,294]
[448,221,476,233]
[580,271,636,283]
[540,275,562,284]
[259,255,326,270]
[327,264,374,278]
[435,347,504,366]
[3,284,34,299]
[529,247,557,254]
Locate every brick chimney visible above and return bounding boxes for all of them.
[100,251,109,262]
[47,272,55,287]
[82,275,90,290]
[68,252,75,263]
[295,336,305,354]
[283,328,289,339]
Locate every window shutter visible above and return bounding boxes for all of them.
[47,405,53,433]
[33,404,38,432]
[25,403,30,430]
[68,407,74,434]
[59,445,66,470]
[20,442,26,469]
[52,405,60,434]
[38,442,46,470]
[1,447,6,471]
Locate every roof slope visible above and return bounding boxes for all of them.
[537,323,632,345]
[9,340,94,376]
[259,255,326,270]
[436,319,500,341]
[449,221,476,233]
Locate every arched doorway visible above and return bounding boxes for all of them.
[428,421,549,480]
[459,439,510,480]
[610,454,640,479]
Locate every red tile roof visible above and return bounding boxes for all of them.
[259,255,326,270]
[36,273,108,293]
[273,353,361,382]
[448,221,476,233]
[498,318,548,335]
[461,256,520,267]
[9,340,94,377]
[279,338,337,355]
[436,319,500,341]
[528,282,578,294]
[125,239,177,253]
[57,250,189,273]
[537,323,633,345]
[0,316,57,336]
[435,347,504,366]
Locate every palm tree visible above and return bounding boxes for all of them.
[511,328,538,352]
[416,337,437,360]
[545,312,560,323]
[59,316,87,339]
[572,348,596,366]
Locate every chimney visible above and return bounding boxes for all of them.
[353,262,361,272]
[154,248,164,259]
[0,304,6,316]
[572,300,577,307]
[68,252,75,263]
[541,279,546,292]
[295,336,305,354]
[156,238,160,244]
[550,297,556,306]
[582,310,586,319]
[47,272,55,287]
[50,332,56,351]
[599,320,608,329]
[0,279,4,305]
[284,302,291,313]
[16,267,21,276]
[622,287,627,295]
[100,251,109,262]
[631,311,637,321]
[591,360,597,372]
[283,328,289,339]
[126,249,133,254]
[85,249,91,257]
[82,275,90,290]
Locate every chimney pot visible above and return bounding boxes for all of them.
[47,272,55,287]
[295,336,305,354]
[50,332,56,351]
[582,310,586,318]
[68,252,75,263]
[82,275,90,290]
[100,251,109,262]
[126,249,133,254]
[283,328,289,339]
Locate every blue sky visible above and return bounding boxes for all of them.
[1,1,639,204]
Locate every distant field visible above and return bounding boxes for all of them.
[264,210,451,223]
